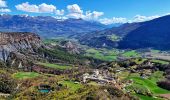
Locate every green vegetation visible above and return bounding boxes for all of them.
[134,58,147,64]
[43,37,66,45]
[13,72,40,79]
[127,72,169,94]
[151,60,169,64]
[126,71,170,100]
[108,34,121,41]
[36,62,72,70]
[58,80,83,91]
[122,50,140,57]
[151,49,160,53]
[135,94,159,100]
[38,48,88,64]
[85,48,119,61]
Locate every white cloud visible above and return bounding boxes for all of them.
[99,15,162,25]
[67,4,83,18]
[99,17,127,25]
[93,11,104,18]
[130,15,160,22]
[14,2,165,25]
[66,4,104,20]
[67,4,82,14]
[16,2,39,13]
[0,8,11,12]
[38,3,56,13]
[55,9,64,15]
[84,11,104,20]
[53,16,68,20]
[15,2,58,14]
[0,0,7,7]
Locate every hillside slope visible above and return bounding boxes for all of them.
[77,23,140,48]
[118,15,170,50]
[78,15,170,50]
[0,32,42,67]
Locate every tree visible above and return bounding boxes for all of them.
[0,72,17,93]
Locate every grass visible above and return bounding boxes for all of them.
[151,60,169,64]
[151,49,160,53]
[122,50,140,57]
[134,58,147,64]
[43,37,66,44]
[58,80,83,92]
[108,34,121,41]
[126,71,170,94]
[135,94,161,100]
[13,72,40,79]
[36,62,72,70]
[85,48,119,61]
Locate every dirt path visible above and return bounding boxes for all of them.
[159,94,170,99]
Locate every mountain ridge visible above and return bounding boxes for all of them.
[0,14,106,38]
[77,15,170,50]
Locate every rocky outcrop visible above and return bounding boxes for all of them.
[0,32,42,67]
[63,41,80,54]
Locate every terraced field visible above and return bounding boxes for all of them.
[13,72,40,79]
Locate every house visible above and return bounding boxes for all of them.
[83,69,115,84]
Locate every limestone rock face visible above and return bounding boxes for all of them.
[63,41,80,54]
[0,32,42,67]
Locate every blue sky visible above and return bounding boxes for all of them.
[1,0,170,24]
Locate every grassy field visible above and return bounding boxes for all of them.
[122,50,140,57]
[108,34,121,41]
[135,94,160,100]
[126,71,170,99]
[85,48,119,61]
[13,72,40,79]
[58,80,83,91]
[151,60,169,64]
[43,37,65,44]
[36,62,72,70]
[151,49,160,53]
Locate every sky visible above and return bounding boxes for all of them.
[0,0,170,25]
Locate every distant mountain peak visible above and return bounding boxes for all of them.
[0,14,107,38]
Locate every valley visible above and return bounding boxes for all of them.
[1,12,170,100]
[1,33,170,100]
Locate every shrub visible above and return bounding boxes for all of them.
[0,72,17,93]
[157,80,170,90]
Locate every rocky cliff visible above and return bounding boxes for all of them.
[0,32,42,67]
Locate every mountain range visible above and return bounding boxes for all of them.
[78,15,170,50]
[1,14,170,50]
[0,14,106,38]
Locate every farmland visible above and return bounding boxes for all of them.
[36,62,72,70]
[13,72,40,79]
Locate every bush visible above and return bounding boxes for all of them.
[106,86,124,97]
[157,80,170,90]
[0,72,17,93]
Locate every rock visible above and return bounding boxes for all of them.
[0,32,43,67]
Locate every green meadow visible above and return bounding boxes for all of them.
[13,72,40,79]
[36,62,72,70]
[122,50,140,57]
[151,60,169,65]
[126,71,170,100]
[85,48,119,61]
[58,80,83,92]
